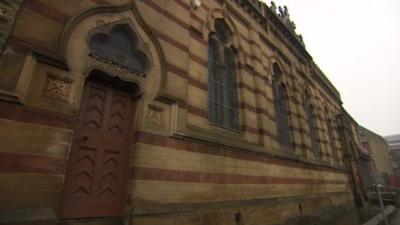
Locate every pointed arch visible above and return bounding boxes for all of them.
[265,56,291,85]
[303,88,317,108]
[268,57,289,74]
[205,7,242,52]
[58,3,167,101]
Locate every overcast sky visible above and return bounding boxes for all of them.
[260,0,400,136]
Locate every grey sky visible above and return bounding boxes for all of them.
[260,0,400,136]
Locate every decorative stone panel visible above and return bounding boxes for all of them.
[42,75,72,102]
[147,105,163,126]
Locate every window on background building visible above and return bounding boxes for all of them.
[208,19,238,130]
[304,93,321,158]
[272,63,292,149]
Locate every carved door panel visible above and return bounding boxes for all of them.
[60,80,134,218]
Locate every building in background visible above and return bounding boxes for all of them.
[359,126,393,189]
[0,0,370,224]
[337,111,371,205]
[385,134,400,187]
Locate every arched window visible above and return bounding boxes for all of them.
[272,63,292,149]
[304,93,320,158]
[208,19,238,130]
[89,24,150,75]
[325,109,338,161]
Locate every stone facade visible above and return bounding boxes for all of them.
[0,0,357,224]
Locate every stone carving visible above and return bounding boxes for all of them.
[42,76,72,102]
[269,2,305,46]
[89,53,146,78]
[278,6,295,31]
[270,1,277,14]
[147,106,163,126]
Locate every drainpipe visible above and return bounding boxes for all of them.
[372,160,389,225]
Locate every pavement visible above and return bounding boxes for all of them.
[390,208,400,225]
[329,210,362,225]
[329,206,399,225]
[363,205,395,225]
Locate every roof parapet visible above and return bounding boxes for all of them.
[245,0,305,47]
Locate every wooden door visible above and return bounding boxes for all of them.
[60,79,134,218]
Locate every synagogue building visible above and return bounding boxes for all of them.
[0,0,363,224]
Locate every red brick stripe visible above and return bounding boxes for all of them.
[134,131,347,174]
[132,166,346,185]
[0,152,64,174]
[190,28,207,45]
[150,26,189,53]
[189,77,208,90]
[24,0,69,25]
[240,102,276,121]
[184,101,276,138]
[8,38,30,54]
[143,0,189,30]
[240,64,269,84]
[189,53,207,66]
[238,82,274,104]
[174,0,191,11]
[200,2,210,11]
[0,101,74,129]
[191,12,204,25]
[187,104,208,118]
[166,62,188,79]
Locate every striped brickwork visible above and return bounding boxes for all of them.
[0,0,354,224]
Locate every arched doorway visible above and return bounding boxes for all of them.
[59,70,139,218]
